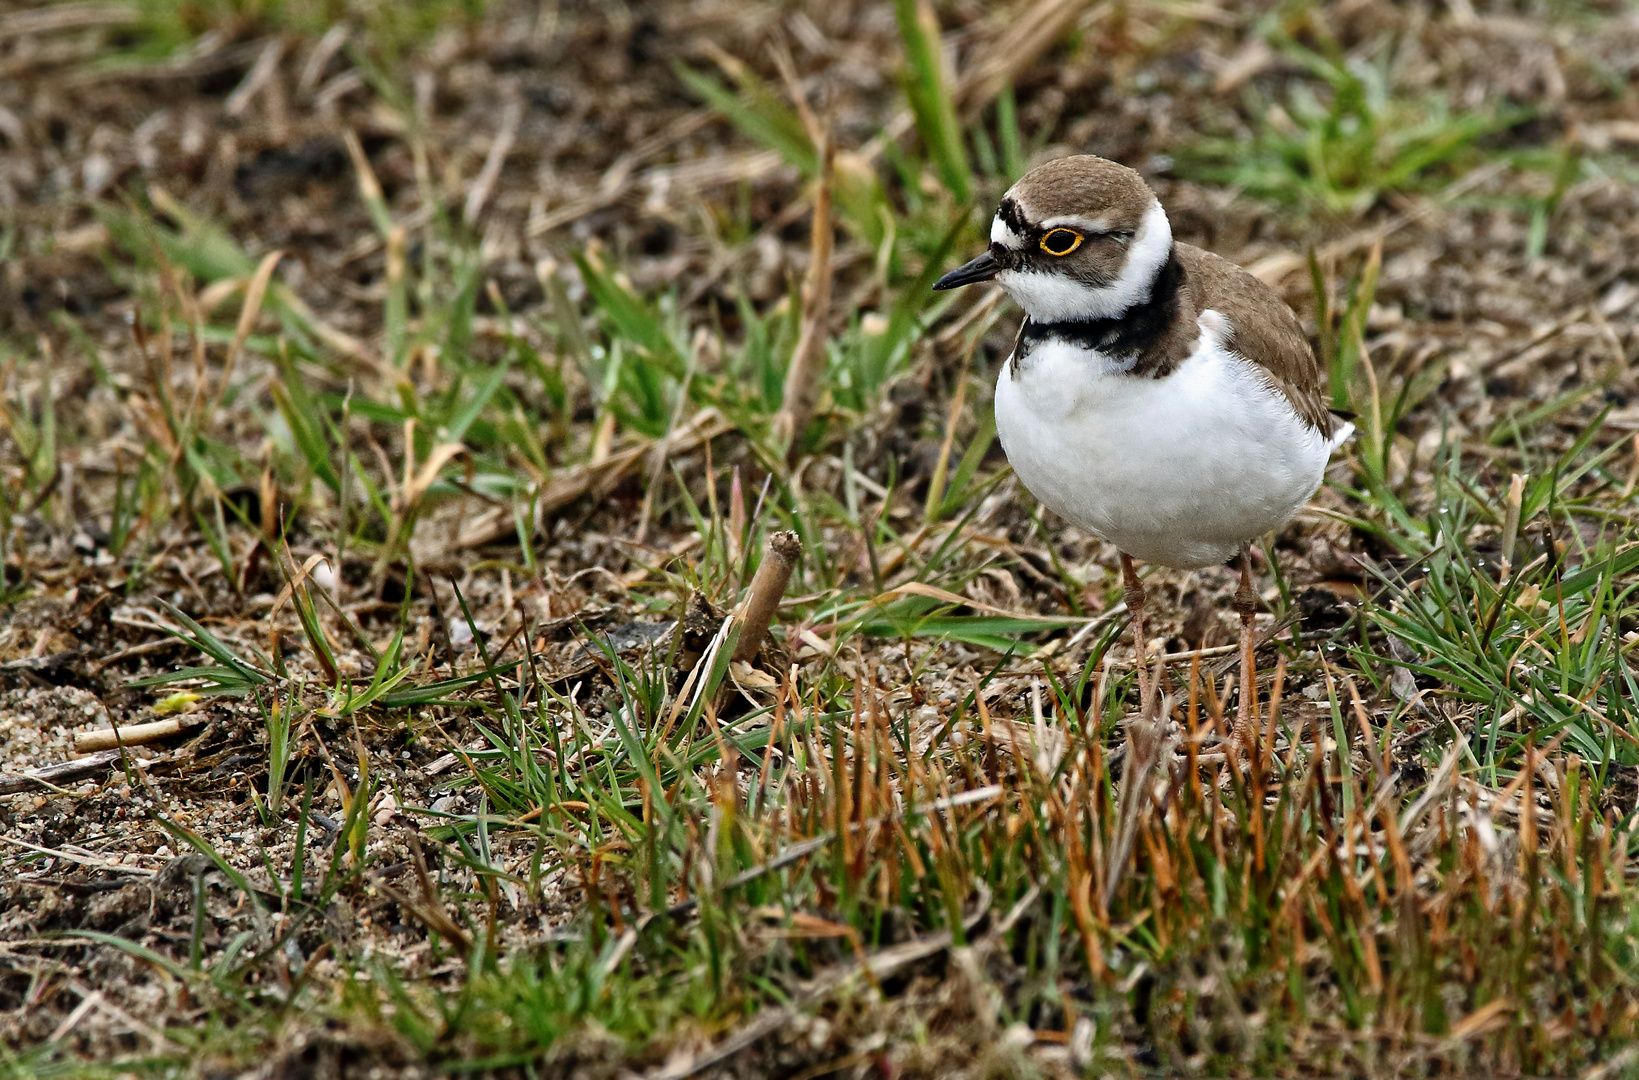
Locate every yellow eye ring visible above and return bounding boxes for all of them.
[1040,228,1083,256]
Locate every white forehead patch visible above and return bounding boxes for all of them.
[990,215,1025,249]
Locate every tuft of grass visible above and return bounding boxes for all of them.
[895,0,973,205]
[110,0,492,70]
[1181,38,1525,216]
[1340,421,1639,784]
[318,623,1639,1074]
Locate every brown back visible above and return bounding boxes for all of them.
[1132,244,1335,435]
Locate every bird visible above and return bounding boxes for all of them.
[933,154,1352,747]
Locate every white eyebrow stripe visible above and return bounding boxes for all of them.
[1038,215,1112,234]
[990,216,1026,249]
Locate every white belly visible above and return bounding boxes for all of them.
[993,320,1348,569]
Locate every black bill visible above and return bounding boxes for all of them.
[932,249,1002,291]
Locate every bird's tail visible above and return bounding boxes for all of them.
[1327,412,1356,453]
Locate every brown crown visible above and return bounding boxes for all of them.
[1005,155,1155,231]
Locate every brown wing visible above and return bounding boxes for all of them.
[1174,244,1338,436]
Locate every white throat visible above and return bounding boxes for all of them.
[995,199,1173,323]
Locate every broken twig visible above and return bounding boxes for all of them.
[75,717,202,754]
[732,531,802,663]
[770,131,835,462]
[0,749,174,797]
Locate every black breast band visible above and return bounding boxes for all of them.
[1015,249,1184,368]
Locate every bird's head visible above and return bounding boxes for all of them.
[934,155,1174,323]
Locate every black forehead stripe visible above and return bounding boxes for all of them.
[996,197,1031,236]
[1016,250,1185,367]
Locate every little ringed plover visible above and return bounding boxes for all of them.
[934,154,1353,741]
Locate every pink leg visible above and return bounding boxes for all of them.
[1121,553,1152,713]
[1232,545,1258,756]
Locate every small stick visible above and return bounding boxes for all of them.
[771,130,835,462]
[87,636,181,674]
[1103,653,1169,909]
[0,748,177,797]
[74,718,201,754]
[462,98,522,226]
[1231,544,1259,755]
[732,531,803,664]
[1500,472,1527,579]
[1119,553,1151,709]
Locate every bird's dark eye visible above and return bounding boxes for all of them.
[1039,228,1083,256]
